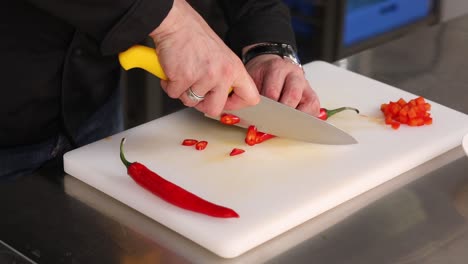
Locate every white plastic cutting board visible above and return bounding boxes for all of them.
[64,61,468,258]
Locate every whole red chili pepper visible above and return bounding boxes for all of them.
[318,107,360,120]
[120,138,239,218]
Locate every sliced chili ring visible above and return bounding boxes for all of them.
[182,139,198,146]
[195,140,208,150]
[220,114,240,125]
[229,148,245,156]
[255,132,275,144]
[245,125,257,146]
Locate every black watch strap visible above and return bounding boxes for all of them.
[242,43,302,67]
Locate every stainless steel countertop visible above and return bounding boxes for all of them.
[2,15,468,264]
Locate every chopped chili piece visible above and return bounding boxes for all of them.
[245,125,257,146]
[255,132,275,144]
[243,126,276,146]
[229,148,245,156]
[424,117,433,125]
[391,121,400,130]
[195,140,208,150]
[397,98,407,106]
[415,96,425,105]
[182,139,198,146]
[220,113,240,125]
[119,138,239,218]
[318,107,360,120]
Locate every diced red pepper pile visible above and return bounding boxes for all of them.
[380,96,432,130]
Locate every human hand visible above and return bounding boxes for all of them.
[244,54,321,117]
[149,0,259,117]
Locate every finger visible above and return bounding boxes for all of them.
[297,87,321,116]
[195,85,230,117]
[278,74,304,108]
[223,92,253,111]
[160,79,169,94]
[231,70,260,106]
[179,85,207,107]
[261,67,286,101]
[164,78,194,99]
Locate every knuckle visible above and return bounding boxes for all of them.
[181,73,195,85]
[221,63,234,78]
[269,57,284,69]
[166,88,180,99]
[180,97,193,107]
[289,88,303,102]
[264,88,281,100]
[205,105,222,117]
[205,65,216,80]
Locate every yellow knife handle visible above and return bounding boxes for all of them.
[119,45,234,93]
[118,45,168,80]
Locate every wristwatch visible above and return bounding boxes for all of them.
[242,43,302,68]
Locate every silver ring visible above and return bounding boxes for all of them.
[186,87,205,102]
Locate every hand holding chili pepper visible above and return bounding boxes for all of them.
[243,53,321,116]
[120,138,239,218]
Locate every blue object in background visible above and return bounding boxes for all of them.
[283,0,317,36]
[343,0,432,46]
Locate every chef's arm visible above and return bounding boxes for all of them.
[25,0,173,55]
[217,0,296,57]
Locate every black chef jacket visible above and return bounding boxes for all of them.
[0,0,296,147]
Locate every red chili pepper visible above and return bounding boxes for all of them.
[381,96,432,130]
[220,113,240,125]
[120,138,239,218]
[255,132,275,144]
[245,125,257,146]
[318,107,360,120]
[181,139,198,146]
[195,140,208,150]
[229,148,245,156]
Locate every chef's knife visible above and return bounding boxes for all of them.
[119,45,357,145]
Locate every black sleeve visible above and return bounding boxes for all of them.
[25,0,174,55]
[217,0,296,57]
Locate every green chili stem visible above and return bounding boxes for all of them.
[326,107,360,118]
[120,138,132,168]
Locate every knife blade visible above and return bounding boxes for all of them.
[211,96,357,145]
[119,45,358,145]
